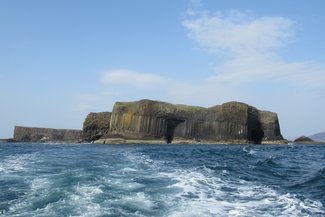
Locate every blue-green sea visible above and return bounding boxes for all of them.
[0,143,324,216]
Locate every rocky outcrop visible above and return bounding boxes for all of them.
[258,110,282,141]
[106,99,283,144]
[13,126,82,142]
[83,112,111,141]
[294,136,322,144]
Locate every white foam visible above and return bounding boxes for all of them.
[121,167,138,172]
[163,167,325,217]
[243,146,249,153]
[30,177,51,192]
[243,146,256,155]
[118,192,156,211]
[74,183,104,196]
[122,151,165,170]
[101,176,145,191]
[0,153,38,173]
[123,182,146,191]
[65,183,110,217]
[249,149,256,155]
[22,181,114,217]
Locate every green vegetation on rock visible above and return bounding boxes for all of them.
[83,112,111,141]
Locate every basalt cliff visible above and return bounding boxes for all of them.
[84,99,284,144]
[10,99,284,144]
[13,126,82,143]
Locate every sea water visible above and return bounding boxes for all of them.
[0,143,324,217]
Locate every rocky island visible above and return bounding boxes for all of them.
[10,99,286,144]
[84,99,284,144]
[293,136,323,144]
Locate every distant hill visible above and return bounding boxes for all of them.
[294,136,315,144]
[310,132,325,142]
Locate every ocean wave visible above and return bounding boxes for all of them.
[162,167,325,217]
[1,144,325,216]
[289,167,325,188]
[0,153,38,173]
[255,156,279,167]
[242,146,257,156]
[122,151,162,168]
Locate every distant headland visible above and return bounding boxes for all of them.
[3,99,291,144]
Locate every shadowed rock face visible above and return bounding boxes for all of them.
[294,136,314,143]
[83,112,111,141]
[107,100,283,144]
[258,110,282,141]
[13,126,82,142]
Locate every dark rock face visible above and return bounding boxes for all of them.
[83,112,111,141]
[108,100,190,142]
[13,126,82,142]
[258,110,282,141]
[108,100,283,144]
[294,136,316,144]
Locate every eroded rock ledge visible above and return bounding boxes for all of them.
[13,126,82,143]
[88,99,284,144]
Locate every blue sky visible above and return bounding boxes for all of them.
[1,0,325,139]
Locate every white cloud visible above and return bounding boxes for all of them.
[211,54,325,88]
[101,69,167,88]
[183,9,325,89]
[183,10,295,55]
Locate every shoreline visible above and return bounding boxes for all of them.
[3,138,324,145]
[93,138,290,145]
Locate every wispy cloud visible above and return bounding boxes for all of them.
[183,9,325,89]
[101,69,168,88]
[183,10,295,55]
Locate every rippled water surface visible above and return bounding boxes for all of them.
[0,143,325,216]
